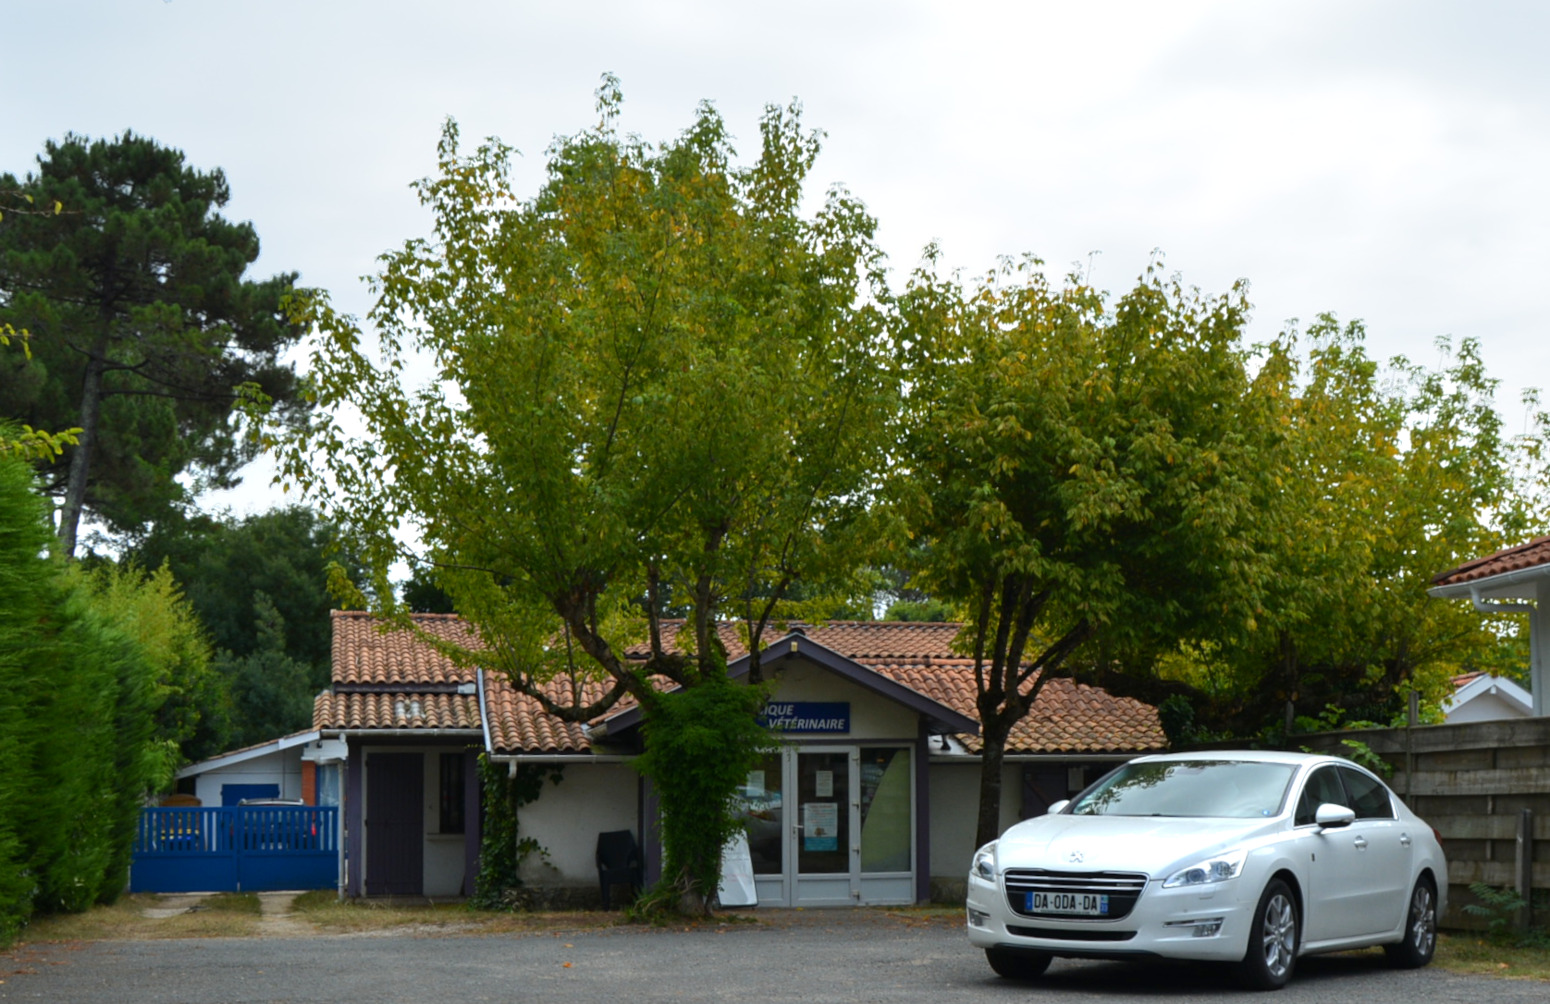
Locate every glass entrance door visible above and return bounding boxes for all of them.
[793,748,854,905]
[737,746,916,907]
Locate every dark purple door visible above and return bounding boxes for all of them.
[366,753,423,895]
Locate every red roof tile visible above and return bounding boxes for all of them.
[331,610,479,686]
[313,690,481,731]
[329,613,1165,755]
[1432,535,1550,587]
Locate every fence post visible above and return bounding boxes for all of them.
[1517,808,1534,932]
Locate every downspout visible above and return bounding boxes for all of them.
[1468,585,1535,615]
[478,668,494,755]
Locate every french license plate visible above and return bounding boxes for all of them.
[1028,891,1109,916]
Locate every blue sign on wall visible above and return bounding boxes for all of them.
[761,701,850,733]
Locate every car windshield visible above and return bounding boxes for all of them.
[1068,759,1298,818]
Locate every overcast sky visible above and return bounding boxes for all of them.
[5,0,1547,517]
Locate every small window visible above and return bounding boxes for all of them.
[439,753,466,834]
[1337,766,1395,820]
[1294,766,1346,826]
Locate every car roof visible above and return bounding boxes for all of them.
[1128,749,1341,767]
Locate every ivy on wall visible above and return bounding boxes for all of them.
[471,753,563,909]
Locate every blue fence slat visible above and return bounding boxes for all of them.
[131,806,339,893]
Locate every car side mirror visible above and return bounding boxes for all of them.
[1315,803,1355,829]
[1046,799,1070,815]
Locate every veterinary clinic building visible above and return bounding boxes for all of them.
[187,613,1166,905]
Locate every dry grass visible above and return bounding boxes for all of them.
[1434,932,1550,981]
[16,893,264,944]
[290,891,626,936]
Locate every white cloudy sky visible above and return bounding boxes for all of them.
[5,0,1548,515]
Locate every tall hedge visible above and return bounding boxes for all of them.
[0,453,166,943]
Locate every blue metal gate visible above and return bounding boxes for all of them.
[130,806,339,893]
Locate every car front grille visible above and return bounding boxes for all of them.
[1002,868,1149,921]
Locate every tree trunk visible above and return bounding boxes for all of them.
[57,338,108,558]
[975,719,1011,849]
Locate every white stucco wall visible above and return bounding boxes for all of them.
[187,747,305,806]
[767,660,919,740]
[928,761,979,877]
[518,763,640,886]
[926,759,1027,878]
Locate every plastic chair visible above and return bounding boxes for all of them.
[596,829,642,909]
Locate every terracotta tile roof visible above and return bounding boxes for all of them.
[483,677,605,754]
[328,612,1164,754]
[313,691,481,731]
[331,610,479,686]
[860,656,1165,754]
[1432,535,1550,587]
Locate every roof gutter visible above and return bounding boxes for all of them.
[1429,563,1549,604]
[486,752,636,775]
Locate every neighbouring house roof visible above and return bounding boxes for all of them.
[1442,671,1533,722]
[323,612,1167,756]
[174,728,322,779]
[1431,535,1550,592]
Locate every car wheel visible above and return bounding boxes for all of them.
[1383,877,1437,969]
[985,947,1052,980]
[1236,878,1298,991]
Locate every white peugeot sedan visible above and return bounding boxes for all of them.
[965,751,1446,990]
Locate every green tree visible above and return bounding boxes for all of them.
[1202,322,1548,732]
[278,79,895,911]
[0,132,308,555]
[75,560,221,776]
[126,505,353,757]
[896,254,1277,848]
[214,592,315,751]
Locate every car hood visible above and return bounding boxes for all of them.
[996,813,1281,878]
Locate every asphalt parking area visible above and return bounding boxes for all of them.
[2,909,1544,1004]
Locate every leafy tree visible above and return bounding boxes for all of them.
[126,505,354,757]
[0,131,308,554]
[896,254,1278,848]
[74,560,221,776]
[401,566,455,614]
[129,506,345,673]
[1196,322,1548,732]
[214,592,314,751]
[277,79,895,911]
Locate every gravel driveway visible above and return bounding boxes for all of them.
[1,909,1542,1004]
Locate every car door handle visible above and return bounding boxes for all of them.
[1353,836,1368,850]
[1399,833,1412,847]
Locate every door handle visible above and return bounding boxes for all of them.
[1399,833,1412,847]
[1353,836,1368,850]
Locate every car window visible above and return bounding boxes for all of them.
[1293,766,1347,826]
[1067,759,1297,818]
[1336,766,1395,820]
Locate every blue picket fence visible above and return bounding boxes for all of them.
[130,806,339,893]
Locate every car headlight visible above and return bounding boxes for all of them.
[971,842,998,882]
[1162,849,1247,888]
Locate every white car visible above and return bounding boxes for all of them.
[965,750,1445,990]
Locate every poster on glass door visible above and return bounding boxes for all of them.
[803,802,838,851]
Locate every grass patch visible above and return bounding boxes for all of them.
[290,893,625,936]
[1435,932,1550,981]
[16,893,264,943]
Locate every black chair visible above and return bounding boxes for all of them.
[596,829,642,909]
